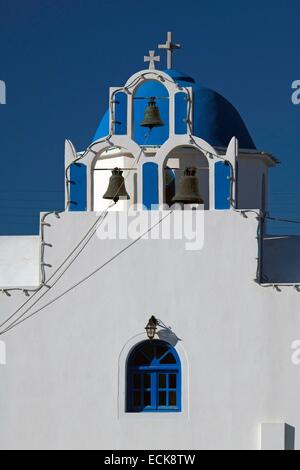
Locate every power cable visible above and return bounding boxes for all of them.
[0,130,150,329]
[2,68,297,326]
[0,211,173,336]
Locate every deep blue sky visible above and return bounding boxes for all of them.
[0,0,299,235]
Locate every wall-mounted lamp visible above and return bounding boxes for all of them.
[145,316,158,340]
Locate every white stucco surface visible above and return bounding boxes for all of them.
[0,211,300,450]
[261,423,295,450]
[0,236,40,288]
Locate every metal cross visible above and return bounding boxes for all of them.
[158,32,181,69]
[144,50,160,70]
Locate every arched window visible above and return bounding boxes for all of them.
[126,340,181,413]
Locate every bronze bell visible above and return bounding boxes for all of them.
[140,97,164,129]
[172,167,204,205]
[103,168,130,203]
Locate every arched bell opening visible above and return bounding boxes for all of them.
[133,80,169,146]
[163,146,209,209]
[92,147,137,212]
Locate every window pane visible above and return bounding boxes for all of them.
[133,374,141,389]
[160,352,176,364]
[127,341,181,413]
[143,374,151,389]
[142,343,155,361]
[156,344,169,360]
[159,391,167,406]
[159,374,166,389]
[144,391,151,407]
[169,391,177,407]
[133,391,141,407]
[131,351,150,366]
[169,374,177,389]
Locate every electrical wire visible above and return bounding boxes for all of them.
[1,69,224,300]
[0,210,111,329]
[0,135,115,295]
[2,67,298,321]
[266,215,300,225]
[0,211,174,336]
[0,130,151,329]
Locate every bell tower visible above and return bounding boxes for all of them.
[64,33,277,214]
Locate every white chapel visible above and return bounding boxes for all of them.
[0,33,300,450]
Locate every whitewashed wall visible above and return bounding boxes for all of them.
[0,211,300,450]
[0,236,40,288]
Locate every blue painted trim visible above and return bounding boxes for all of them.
[94,69,256,150]
[114,91,127,135]
[215,161,231,210]
[175,92,188,134]
[93,109,109,142]
[126,340,181,413]
[69,163,87,212]
[143,162,159,210]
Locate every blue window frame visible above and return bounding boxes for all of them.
[126,340,181,413]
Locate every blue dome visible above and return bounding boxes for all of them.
[93,69,256,150]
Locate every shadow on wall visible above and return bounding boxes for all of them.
[285,424,296,451]
[157,328,181,347]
